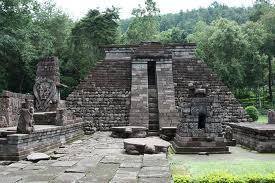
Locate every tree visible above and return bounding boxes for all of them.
[0,0,73,93]
[61,8,120,96]
[157,27,187,43]
[250,0,275,102]
[188,18,268,93]
[125,0,160,44]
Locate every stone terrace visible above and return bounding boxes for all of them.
[0,132,172,183]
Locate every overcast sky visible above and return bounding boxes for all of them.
[41,0,275,19]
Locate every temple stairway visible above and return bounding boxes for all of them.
[148,62,159,133]
[148,87,159,132]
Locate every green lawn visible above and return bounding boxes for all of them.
[257,115,268,124]
[170,159,275,178]
[169,147,275,178]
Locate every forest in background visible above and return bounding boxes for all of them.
[1,0,275,113]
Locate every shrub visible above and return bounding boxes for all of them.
[173,173,275,183]
[174,175,192,183]
[245,106,259,121]
[197,172,244,183]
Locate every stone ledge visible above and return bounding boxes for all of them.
[229,122,275,153]
[0,122,85,161]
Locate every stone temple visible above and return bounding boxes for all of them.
[1,42,275,161]
[66,42,252,153]
[67,42,250,130]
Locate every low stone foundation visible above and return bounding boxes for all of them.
[0,122,85,161]
[172,136,229,154]
[229,123,275,153]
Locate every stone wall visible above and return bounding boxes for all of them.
[0,122,85,160]
[229,123,275,153]
[129,59,149,127]
[0,91,33,128]
[66,60,131,130]
[156,59,180,128]
[173,57,251,125]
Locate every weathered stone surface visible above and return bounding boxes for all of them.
[51,161,78,167]
[0,132,172,183]
[124,137,171,154]
[138,166,171,178]
[52,173,85,183]
[138,177,172,183]
[27,153,50,161]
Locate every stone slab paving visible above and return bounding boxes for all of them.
[0,132,173,183]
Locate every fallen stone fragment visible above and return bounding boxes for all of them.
[27,153,50,162]
[124,137,171,154]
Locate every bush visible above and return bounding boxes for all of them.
[173,173,275,183]
[245,106,259,121]
[174,175,192,183]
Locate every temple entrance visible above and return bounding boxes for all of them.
[147,61,159,132]
[198,112,206,129]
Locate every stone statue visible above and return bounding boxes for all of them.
[223,125,233,142]
[17,99,34,134]
[33,78,57,111]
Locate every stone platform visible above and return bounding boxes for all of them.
[124,137,171,155]
[172,136,230,154]
[0,132,172,183]
[229,122,275,153]
[111,126,148,138]
[0,123,85,161]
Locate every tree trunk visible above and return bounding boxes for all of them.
[268,55,273,103]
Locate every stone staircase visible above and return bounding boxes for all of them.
[148,61,159,133]
[148,88,159,132]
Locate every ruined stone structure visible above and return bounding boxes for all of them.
[67,42,250,134]
[33,56,65,112]
[0,57,84,160]
[0,91,33,128]
[229,123,275,152]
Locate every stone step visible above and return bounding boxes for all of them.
[149,113,158,119]
[149,98,157,103]
[148,124,159,131]
[149,103,158,108]
[148,131,160,136]
[149,108,158,113]
[0,138,7,144]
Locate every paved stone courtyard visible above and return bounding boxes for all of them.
[0,132,172,183]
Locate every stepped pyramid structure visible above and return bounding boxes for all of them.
[66,42,251,133]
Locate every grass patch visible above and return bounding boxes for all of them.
[170,158,275,178]
[257,115,268,124]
